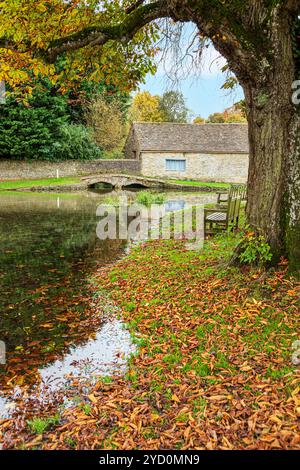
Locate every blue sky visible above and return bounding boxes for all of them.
[138,29,244,120]
[141,73,244,120]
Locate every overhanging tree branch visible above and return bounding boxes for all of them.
[0,0,281,81]
[125,0,147,15]
[284,0,300,14]
[43,1,168,63]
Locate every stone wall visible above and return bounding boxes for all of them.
[124,126,141,160]
[0,159,141,180]
[141,152,249,183]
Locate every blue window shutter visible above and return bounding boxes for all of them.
[166,159,186,171]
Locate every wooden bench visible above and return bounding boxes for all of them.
[204,185,243,236]
[216,183,247,205]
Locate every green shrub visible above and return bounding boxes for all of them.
[55,124,102,160]
[0,88,101,161]
[239,231,273,267]
[136,191,165,207]
[0,92,68,161]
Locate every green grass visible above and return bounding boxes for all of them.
[172,180,231,189]
[0,177,81,190]
[27,413,61,435]
[79,404,92,416]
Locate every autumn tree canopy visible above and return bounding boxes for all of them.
[129,91,165,122]
[0,1,160,92]
[130,90,190,123]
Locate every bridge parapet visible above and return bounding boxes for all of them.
[81,174,165,190]
[81,174,220,192]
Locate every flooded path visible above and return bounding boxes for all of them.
[0,189,216,419]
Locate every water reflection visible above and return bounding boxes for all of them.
[40,317,134,387]
[0,192,127,390]
[0,189,216,413]
[165,200,186,213]
[0,317,135,419]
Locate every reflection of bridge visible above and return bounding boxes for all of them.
[81,174,166,190]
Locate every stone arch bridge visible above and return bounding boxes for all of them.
[81,174,166,190]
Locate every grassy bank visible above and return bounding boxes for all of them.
[2,231,299,450]
[172,180,231,189]
[0,177,81,190]
[0,177,231,192]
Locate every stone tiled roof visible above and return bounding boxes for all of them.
[131,122,249,154]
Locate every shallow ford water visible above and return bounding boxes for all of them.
[0,189,217,418]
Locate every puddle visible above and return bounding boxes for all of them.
[0,396,13,419]
[0,318,135,419]
[39,317,134,386]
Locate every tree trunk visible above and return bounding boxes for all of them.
[244,76,300,273]
[240,12,300,275]
[286,113,300,273]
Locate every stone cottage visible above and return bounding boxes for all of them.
[124,122,249,183]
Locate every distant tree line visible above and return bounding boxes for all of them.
[131,91,247,125]
[205,101,247,124]
[130,91,190,123]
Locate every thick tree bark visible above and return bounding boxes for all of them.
[241,14,300,273]
[286,113,300,273]
[245,85,300,271]
[244,83,291,262]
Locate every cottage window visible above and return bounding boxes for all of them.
[165,159,186,172]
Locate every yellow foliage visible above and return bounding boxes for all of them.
[0,1,158,93]
[85,96,127,152]
[225,112,247,123]
[207,111,247,123]
[129,91,165,123]
[193,116,206,124]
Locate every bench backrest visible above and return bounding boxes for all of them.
[239,184,247,201]
[228,184,246,199]
[227,185,243,225]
